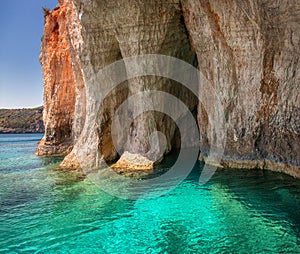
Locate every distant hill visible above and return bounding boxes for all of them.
[0,106,44,134]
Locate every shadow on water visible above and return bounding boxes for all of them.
[155,220,190,253]
[149,150,300,241]
[188,161,300,239]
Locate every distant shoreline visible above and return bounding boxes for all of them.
[0,106,44,134]
[0,131,44,134]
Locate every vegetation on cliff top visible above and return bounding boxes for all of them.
[0,106,44,134]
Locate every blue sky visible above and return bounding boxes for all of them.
[0,0,58,109]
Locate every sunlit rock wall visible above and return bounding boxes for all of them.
[37,3,76,155]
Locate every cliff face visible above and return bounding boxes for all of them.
[36,3,77,155]
[182,0,300,176]
[39,0,300,177]
[59,0,198,170]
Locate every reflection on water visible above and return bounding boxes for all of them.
[0,134,299,253]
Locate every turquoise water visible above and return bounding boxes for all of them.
[0,134,300,253]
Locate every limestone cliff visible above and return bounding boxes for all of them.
[36,3,77,155]
[38,0,300,178]
[182,0,300,177]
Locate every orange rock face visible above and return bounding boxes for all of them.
[36,5,76,155]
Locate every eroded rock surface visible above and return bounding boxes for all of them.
[59,0,197,171]
[39,0,300,177]
[182,0,300,177]
[36,3,76,155]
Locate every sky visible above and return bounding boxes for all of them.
[0,0,58,109]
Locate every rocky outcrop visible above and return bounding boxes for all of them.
[36,3,77,155]
[39,0,300,178]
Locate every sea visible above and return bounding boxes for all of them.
[0,133,300,253]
